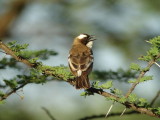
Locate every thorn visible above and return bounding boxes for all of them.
[120,107,127,117]
[15,89,24,100]
[105,101,115,118]
[155,62,160,68]
[145,40,150,43]
[19,88,24,94]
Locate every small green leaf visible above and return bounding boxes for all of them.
[137,98,148,107]
[119,96,127,103]
[100,81,113,89]
[80,90,94,97]
[128,94,137,103]
[150,107,160,115]
[7,41,17,46]
[139,98,147,103]
[110,88,122,96]
[130,63,141,71]
[92,81,100,88]
[139,76,153,82]
[148,47,159,57]
[4,79,18,89]
[29,57,39,63]
[138,55,152,61]
[141,67,150,72]
[80,92,87,96]
[105,96,117,101]
[155,107,160,115]
[128,79,137,83]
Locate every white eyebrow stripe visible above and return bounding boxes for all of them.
[77,34,87,39]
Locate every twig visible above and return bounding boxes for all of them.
[0,83,27,101]
[150,90,160,106]
[0,41,34,67]
[155,62,160,68]
[42,107,56,120]
[125,54,160,98]
[79,111,138,120]
[125,61,154,98]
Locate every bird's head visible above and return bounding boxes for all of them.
[74,33,96,48]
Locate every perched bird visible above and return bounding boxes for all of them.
[68,33,95,89]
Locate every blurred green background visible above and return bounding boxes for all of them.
[0,0,160,120]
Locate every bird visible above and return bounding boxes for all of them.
[68,33,95,89]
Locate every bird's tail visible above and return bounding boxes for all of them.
[76,75,90,89]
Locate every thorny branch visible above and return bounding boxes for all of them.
[125,57,160,98]
[0,83,27,101]
[86,88,160,118]
[79,111,138,120]
[80,90,160,120]
[0,41,160,118]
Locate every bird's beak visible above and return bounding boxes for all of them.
[89,35,96,41]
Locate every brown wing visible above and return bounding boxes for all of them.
[68,46,93,77]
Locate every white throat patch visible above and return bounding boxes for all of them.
[86,41,93,48]
[77,34,87,39]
